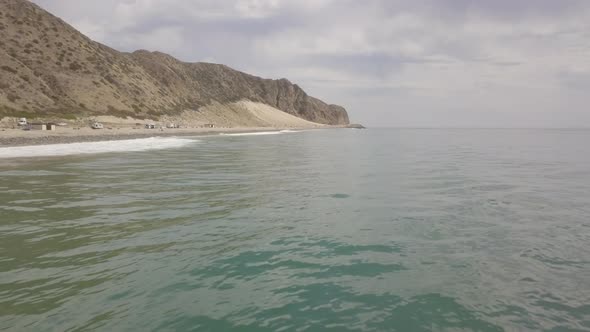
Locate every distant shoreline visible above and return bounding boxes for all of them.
[0,126,342,147]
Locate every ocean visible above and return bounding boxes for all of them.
[1,129,589,331]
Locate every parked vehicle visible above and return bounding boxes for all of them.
[17,118,27,126]
[91,122,104,129]
[145,124,156,129]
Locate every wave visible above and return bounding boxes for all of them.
[219,131,282,136]
[0,137,197,159]
[220,130,302,137]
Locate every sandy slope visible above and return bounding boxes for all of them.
[166,100,327,128]
[236,101,324,127]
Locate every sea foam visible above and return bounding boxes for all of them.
[0,137,196,159]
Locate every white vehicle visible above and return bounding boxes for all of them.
[17,118,27,126]
[91,122,104,129]
[166,123,179,129]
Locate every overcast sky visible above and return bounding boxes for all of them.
[32,0,590,127]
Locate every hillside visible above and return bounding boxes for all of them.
[0,0,349,126]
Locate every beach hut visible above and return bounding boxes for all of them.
[30,123,47,130]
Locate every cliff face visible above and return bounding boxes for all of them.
[0,0,349,125]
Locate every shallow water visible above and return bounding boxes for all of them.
[1,129,589,331]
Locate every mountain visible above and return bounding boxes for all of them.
[0,0,349,125]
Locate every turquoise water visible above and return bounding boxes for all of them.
[1,129,590,331]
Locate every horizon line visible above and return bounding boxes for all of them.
[361,126,590,130]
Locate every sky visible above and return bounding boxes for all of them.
[31,0,590,128]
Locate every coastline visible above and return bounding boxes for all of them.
[0,126,341,147]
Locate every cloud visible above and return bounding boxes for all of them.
[31,0,590,127]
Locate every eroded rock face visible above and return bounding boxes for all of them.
[0,0,349,125]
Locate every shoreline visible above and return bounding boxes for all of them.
[0,126,341,147]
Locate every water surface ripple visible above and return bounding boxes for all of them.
[1,129,590,331]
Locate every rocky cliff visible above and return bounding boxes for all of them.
[0,0,349,125]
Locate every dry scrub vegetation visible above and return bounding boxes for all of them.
[0,0,349,126]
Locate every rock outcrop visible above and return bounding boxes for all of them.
[0,0,349,125]
[346,124,366,129]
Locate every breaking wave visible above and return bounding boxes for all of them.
[219,131,282,137]
[0,137,197,159]
[220,130,302,137]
